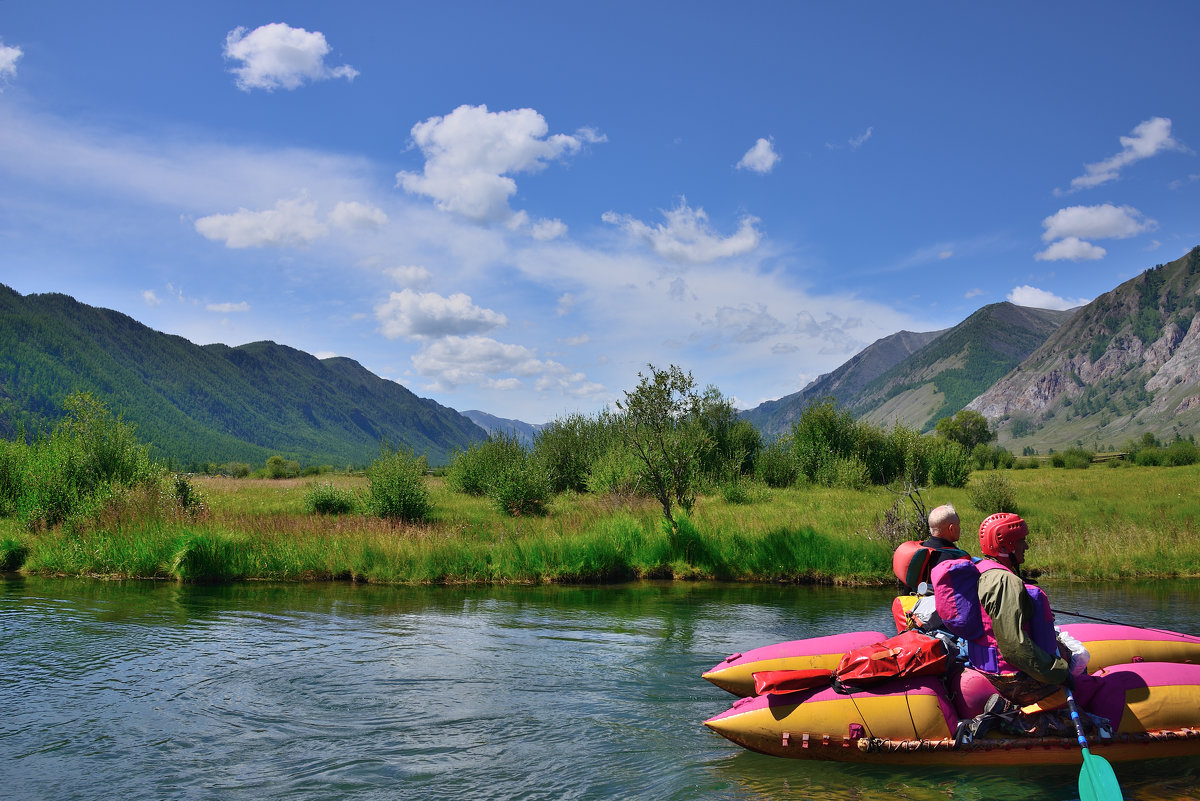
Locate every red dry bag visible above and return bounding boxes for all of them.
[834,630,948,687]
[751,668,834,696]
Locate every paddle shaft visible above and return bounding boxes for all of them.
[1065,685,1124,801]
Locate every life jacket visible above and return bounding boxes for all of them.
[930,557,1059,675]
[892,540,971,590]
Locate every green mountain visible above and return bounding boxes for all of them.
[743,302,1073,439]
[969,246,1200,450]
[740,328,945,439]
[0,285,486,466]
[849,302,1075,431]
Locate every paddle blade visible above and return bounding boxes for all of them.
[1078,747,1123,801]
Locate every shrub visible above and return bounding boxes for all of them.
[1012,457,1041,470]
[0,537,28,571]
[926,439,971,488]
[1060,447,1094,469]
[445,441,492,496]
[756,439,798,488]
[870,486,930,550]
[534,412,620,493]
[265,455,300,479]
[1133,448,1162,467]
[489,450,552,517]
[169,473,207,514]
[968,473,1019,514]
[365,446,431,522]
[1163,440,1199,467]
[586,443,643,497]
[304,481,358,515]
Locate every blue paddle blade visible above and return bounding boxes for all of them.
[1078,746,1123,801]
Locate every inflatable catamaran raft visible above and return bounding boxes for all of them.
[702,622,1200,765]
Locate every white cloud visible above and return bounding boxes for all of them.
[938,250,953,260]
[560,334,590,346]
[397,104,601,223]
[602,199,761,264]
[224,23,358,92]
[1067,117,1183,191]
[142,289,162,306]
[964,288,983,299]
[375,289,507,340]
[329,200,387,230]
[314,351,338,360]
[206,301,251,313]
[195,196,388,247]
[0,42,22,83]
[1041,204,1156,242]
[555,293,576,317]
[849,127,874,149]
[1007,285,1090,310]
[1169,174,1200,190]
[1035,237,1107,262]
[736,137,780,173]
[384,265,433,288]
[531,218,567,240]
[412,335,562,389]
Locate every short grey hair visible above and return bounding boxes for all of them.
[928,504,959,532]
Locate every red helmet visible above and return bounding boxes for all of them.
[979,513,1028,558]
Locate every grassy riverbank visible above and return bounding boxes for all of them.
[4,463,1200,584]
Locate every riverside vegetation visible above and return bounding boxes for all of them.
[2,370,1199,585]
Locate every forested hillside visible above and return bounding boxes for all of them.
[0,285,486,466]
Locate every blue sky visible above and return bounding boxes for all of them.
[2,2,1198,424]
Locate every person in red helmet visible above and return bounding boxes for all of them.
[932,512,1071,706]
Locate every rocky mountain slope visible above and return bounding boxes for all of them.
[968,246,1200,450]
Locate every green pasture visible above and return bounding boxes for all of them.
[6,463,1200,584]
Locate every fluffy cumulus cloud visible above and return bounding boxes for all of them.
[1035,203,1157,261]
[195,195,327,248]
[0,41,22,83]
[396,105,604,223]
[1067,117,1183,192]
[736,137,780,173]
[1007,285,1090,310]
[375,289,507,340]
[411,335,564,390]
[195,196,386,247]
[602,199,761,264]
[142,289,162,307]
[224,23,358,91]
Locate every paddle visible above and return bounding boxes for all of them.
[1065,684,1123,801]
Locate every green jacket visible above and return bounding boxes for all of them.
[977,567,1070,685]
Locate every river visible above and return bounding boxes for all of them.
[3,577,1200,800]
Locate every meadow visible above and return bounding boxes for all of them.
[4,463,1199,585]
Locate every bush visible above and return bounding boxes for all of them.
[489,451,552,517]
[968,473,1019,514]
[1163,440,1199,466]
[445,441,494,496]
[534,412,620,493]
[586,443,643,497]
[304,481,358,515]
[1012,457,1041,470]
[365,446,431,522]
[926,439,971,488]
[265,455,300,479]
[1059,448,1094,469]
[756,439,798,488]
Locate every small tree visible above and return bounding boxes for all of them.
[934,409,995,451]
[617,364,710,525]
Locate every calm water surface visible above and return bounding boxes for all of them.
[3,577,1200,800]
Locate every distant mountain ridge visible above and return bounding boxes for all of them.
[744,302,1074,438]
[462,410,545,447]
[741,328,945,439]
[0,285,487,466]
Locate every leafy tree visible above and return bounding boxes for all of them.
[934,409,994,451]
[617,364,710,525]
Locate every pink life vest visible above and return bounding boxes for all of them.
[930,557,1059,675]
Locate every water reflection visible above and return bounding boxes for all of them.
[2,576,1199,800]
